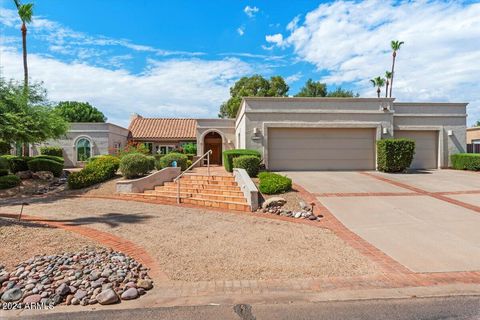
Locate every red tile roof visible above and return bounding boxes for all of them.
[128,117,197,140]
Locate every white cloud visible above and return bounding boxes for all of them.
[0,47,253,127]
[237,27,245,36]
[278,0,480,125]
[285,72,302,84]
[265,33,284,47]
[244,6,259,18]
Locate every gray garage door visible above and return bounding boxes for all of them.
[395,130,438,169]
[268,128,376,171]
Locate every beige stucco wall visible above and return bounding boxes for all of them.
[235,97,467,169]
[196,119,235,158]
[467,127,480,143]
[32,123,129,167]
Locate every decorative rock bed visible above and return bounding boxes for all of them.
[0,247,153,308]
[258,197,323,221]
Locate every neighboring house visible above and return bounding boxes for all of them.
[32,123,130,167]
[466,127,480,153]
[30,97,467,170]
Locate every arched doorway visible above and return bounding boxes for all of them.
[204,131,222,165]
[76,138,92,162]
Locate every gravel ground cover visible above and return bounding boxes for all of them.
[1,198,380,282]
[0,218,100,270]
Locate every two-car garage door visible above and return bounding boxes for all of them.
[268,128,376,171]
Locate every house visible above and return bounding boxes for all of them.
[466,127,480,153]
[36,97,467,170]
[32,122,130,167]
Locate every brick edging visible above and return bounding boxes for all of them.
[0,213,168,282]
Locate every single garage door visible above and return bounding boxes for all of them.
[395,130,438,169]
[268,128,376,171]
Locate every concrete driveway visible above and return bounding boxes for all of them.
[284,170,480,273]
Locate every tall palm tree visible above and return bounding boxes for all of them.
[389,40,404,98]
[384,71,392,98]
[370,76,385,98]
[13,0,34,92]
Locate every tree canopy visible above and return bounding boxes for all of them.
[54,101,107,122]
[0,78,68,145]
[219,75,289,118]
[295,79,358,98]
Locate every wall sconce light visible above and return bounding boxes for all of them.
[253,127,259,134]
[447,130,453,136]
[227,139,232,144]
[382,127,388,134]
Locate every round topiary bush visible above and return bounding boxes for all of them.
[33,155,64,165]
[258,172,292,194]
[27,158,64,177]
[119,153,151,179]
[39,146,63,157]
[8,156,31,173]
[232,155,261,177]
[0,174,21,189]
[0,169,9,177]
[0,157,9,171]
[157,152,188,171]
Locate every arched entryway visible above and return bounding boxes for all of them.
[204,131,222,165]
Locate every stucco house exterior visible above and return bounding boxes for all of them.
[32,123,130,167]
[33,97,467,170]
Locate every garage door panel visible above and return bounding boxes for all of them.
[268,128,375,171]
[395,130,438,169]
[269,138,375,149]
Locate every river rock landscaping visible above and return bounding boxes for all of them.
[258,196,323,221]
[0,248,153,308]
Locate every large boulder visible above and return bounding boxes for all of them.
[96,289,119,305]
[1,288,23,302]
[16,170,32,180]
[262,197,287,209]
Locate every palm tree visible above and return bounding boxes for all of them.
[389,40,404,98]
[370,77,385,98]
[384,71,392,98]
[13,0,34,92]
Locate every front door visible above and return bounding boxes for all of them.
[205,143,221,164]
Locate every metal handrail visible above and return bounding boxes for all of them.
[173,149,212,203]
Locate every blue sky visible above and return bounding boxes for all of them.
[1,0,479,126]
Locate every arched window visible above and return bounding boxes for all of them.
[76,138,91,161]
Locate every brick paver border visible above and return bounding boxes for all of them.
[0,212,167,282]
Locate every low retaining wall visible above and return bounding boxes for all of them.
[233,168,259,211]
[116,167,181,193]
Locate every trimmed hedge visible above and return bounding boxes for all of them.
[377,138,415,173]
[33,155,64,164]
[451,153,480,171]
[157,152,188,171]
[27,158,64,177]
[3,156,31,173]
[0,157,9,170]
[233,155,260,177]
[223,149,261,172]
[119,153,151,179]
[0,169,9,176]
[68,156,119,189]
[146,156,156,171]
[40,146,63,157]
[258,172,292,194]
[0,174,21,189]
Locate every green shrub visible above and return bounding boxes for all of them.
[186,159,193,168]
[0,140,11,155]
[0,174,20,189]
[157,152,188,171]
[146,155,156,171]
[222,149,261,172]
[0,157,9,170]
[33,155,64,164]
[67,156,119,189]
[39,146,63,157]
[182,143,197,155]
[0,169,9,176]
[27,158,64,177]
[258,172,292,194]
[6,156,31,173]
[451,153,480,171]
[119,153,151,179]
[233,155,260,177]
[376,139,415,173]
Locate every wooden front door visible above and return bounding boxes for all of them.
[205,143,221,164]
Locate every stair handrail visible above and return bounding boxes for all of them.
[173,149,212,203]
